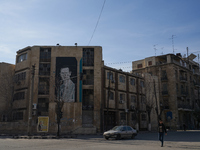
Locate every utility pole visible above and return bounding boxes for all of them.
[106,71,111,131]
[28,65,35,135]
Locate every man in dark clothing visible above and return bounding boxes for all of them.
[158,120,167,147]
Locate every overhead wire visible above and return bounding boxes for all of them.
[88,0,106,45]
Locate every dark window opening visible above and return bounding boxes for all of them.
[137,64,143,68]
[37,98,49,113]
[13,92,25,101]
[13,112,23,120]
[83,48,94,66]
[15,72,26,83]
[39,63,51,75]
[119,75,125,83]
[40,48,51,62]
[83,69,94,85]
[141,114,146,121]
[130,78,135,86]
[82,89,94,110]
[120,113,126,120]
[38,77,49,95]
[148,61,152,66]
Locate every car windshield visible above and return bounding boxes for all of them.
[111,126,122,131]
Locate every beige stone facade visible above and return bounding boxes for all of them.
[0,63,15,122]
[102,66,151,131]
[132,53,200,130]
[1,46,102,134]
[0,45,160,134]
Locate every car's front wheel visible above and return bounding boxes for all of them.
[104,137,109,140]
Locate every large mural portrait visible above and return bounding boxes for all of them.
[56,57,77,102]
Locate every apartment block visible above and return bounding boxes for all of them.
[132,53,200,130]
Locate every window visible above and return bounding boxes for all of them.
[140,81,144,87]
[38,78,49,95]
[17,53,27,63]
[109,91,114,100]
[175,70,178,79]
[131,113,137,121]
[130,78,135,86]
[13,92,25,101]
[38,98,49,113]
[83,69,94,85]
[141,114,146,121]
[83,48,94,66]
[39,63,51,75]
[148,61,152,66]
[127,126,132,131]
[13,112,23,120]
[120,93,125,101]
[15,72,26,82]
[40,48,51,62]
[107,72,113,80]
[119,75,125,83]
[131,95,136,103]
[120,113,126,120]
[137,64,143,68]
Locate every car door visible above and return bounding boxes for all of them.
[127,126,133,138]
[120,126,127,138]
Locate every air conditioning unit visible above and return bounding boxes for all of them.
[119,100,124,104]
[32,103,37,109]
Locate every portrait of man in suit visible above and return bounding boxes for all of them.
[59,67,75,102]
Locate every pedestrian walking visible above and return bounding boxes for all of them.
[158,120,167,147]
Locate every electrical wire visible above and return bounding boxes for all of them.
[88,0,106,45]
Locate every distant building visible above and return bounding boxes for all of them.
[132,53,200,130]
[0,63,15,122]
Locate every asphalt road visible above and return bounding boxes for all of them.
[0,131,199,150]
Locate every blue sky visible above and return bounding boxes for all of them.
[1,0,200,71]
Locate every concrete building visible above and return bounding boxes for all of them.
[0,45,160,134]
[132,53,200,130]
[102,66,159,131]
[0,63,15,122]
[10,45,102,134]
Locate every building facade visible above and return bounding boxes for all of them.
[132,53,200,130]
[11,45,102,134]
[0,63,15,122]
[0,45,161,134]
[102,66,158,131]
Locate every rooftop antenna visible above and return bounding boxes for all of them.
[154,44,158,56]
[169,35,176,54]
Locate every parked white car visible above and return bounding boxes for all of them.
[103,126,137,140]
